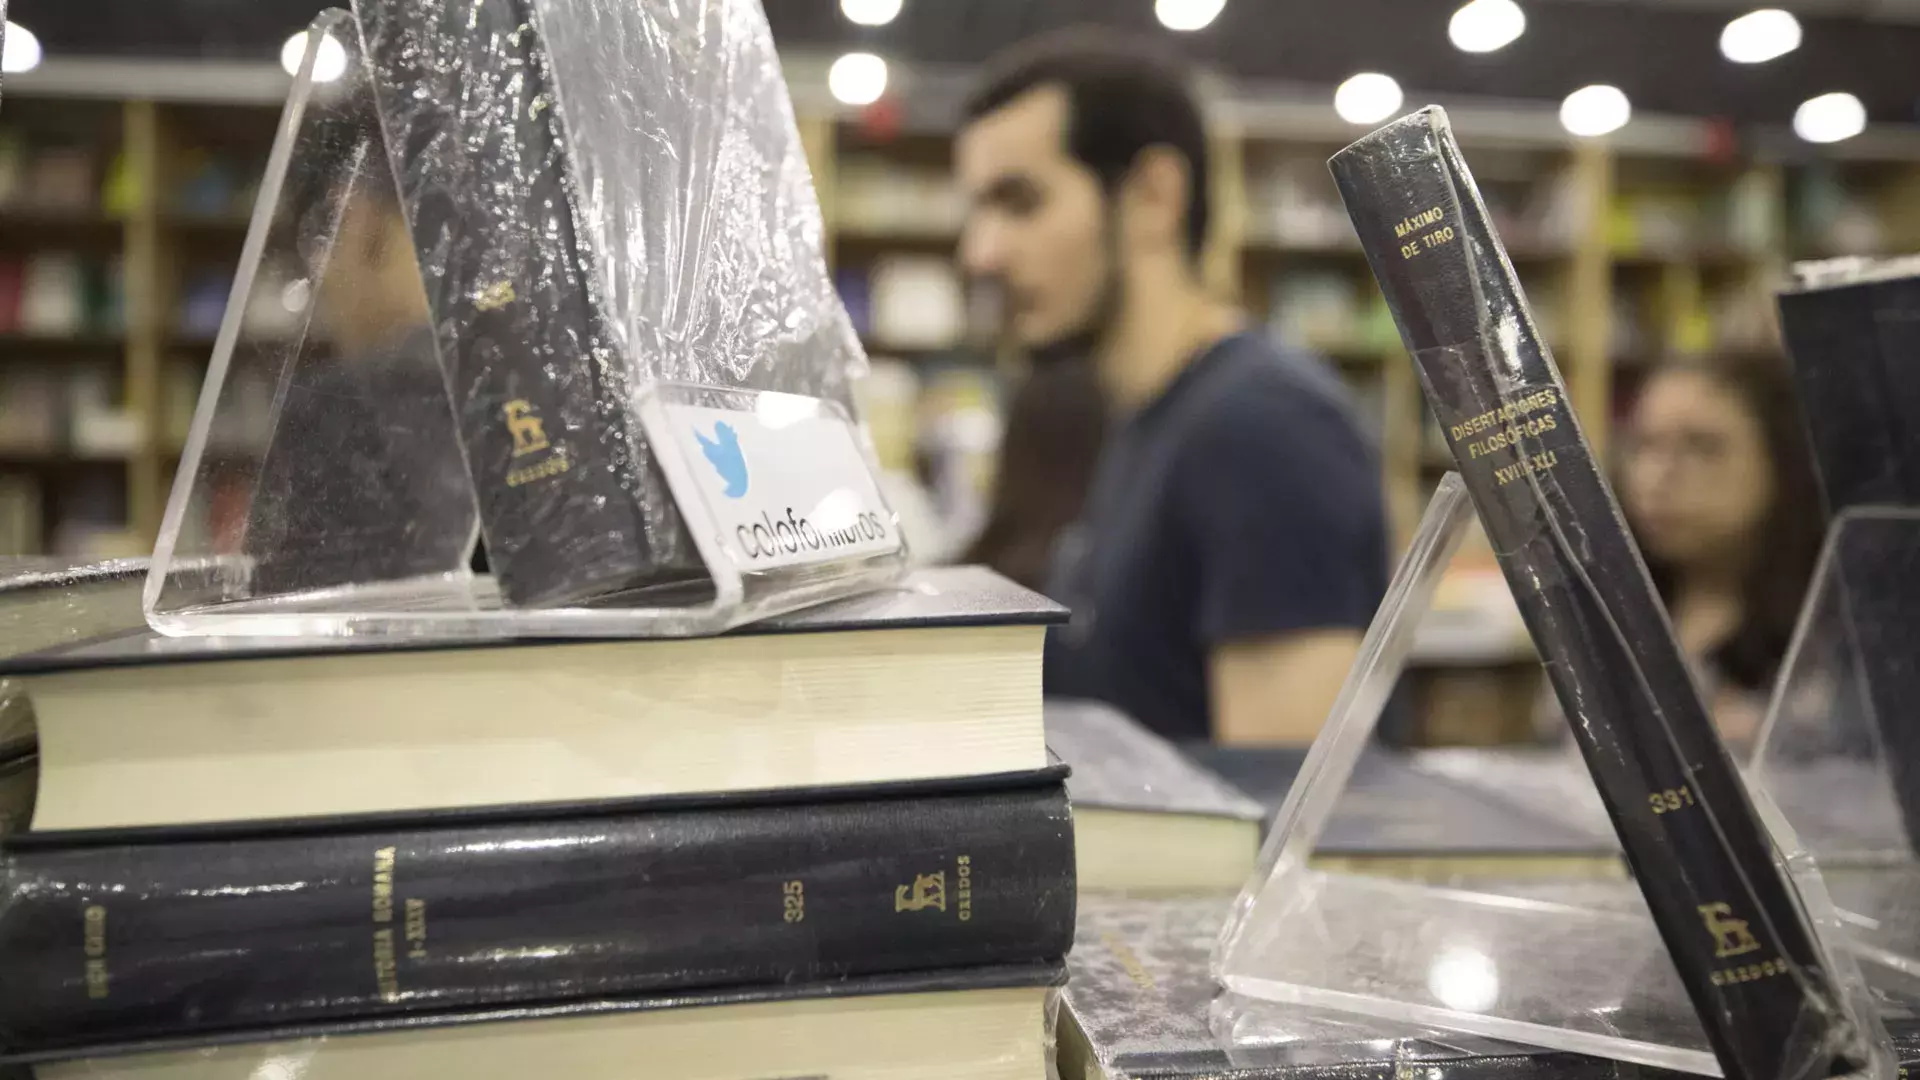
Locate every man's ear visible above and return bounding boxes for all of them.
[1119,145,1191,254]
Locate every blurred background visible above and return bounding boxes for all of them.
[0,0,1915,742]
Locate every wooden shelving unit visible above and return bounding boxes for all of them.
[0,86,276,557]
[4,63,1919,592]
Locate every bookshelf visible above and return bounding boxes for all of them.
[0,86,275,558]
[6,65,1920,737]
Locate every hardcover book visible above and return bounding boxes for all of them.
[1,566,1060,831]
[1329,107,1868,1079]
[0,775,1075,1053]
[350,0,866,607]
[1045,701,1264,893]
[0,558,148,661]
[3,963,1064,1079]
[1776,256,1920,855]
[1777,256,1920,512]
[1182,745,1619,865]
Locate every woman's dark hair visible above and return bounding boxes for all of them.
[1631,351,1827,692]
[964,357,1108,592]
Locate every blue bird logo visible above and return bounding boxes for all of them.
[694,421,749,499]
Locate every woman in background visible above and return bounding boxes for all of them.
[1618,351,1826,753]
[964,357,1107,593]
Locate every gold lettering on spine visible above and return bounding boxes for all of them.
[506,451,571,487]
[1394,206,1456,260]
[957,855,973,922]
[83,905,109,1000]
[405,898,429,961]
[1393,207,1445,238]
[373,928,401,1002]
[371,847,403,1000]
[373,847,396,924]
[1437,387,1569,486]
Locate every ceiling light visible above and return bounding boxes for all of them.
[2,22,42,75]
[1155,0,1227,32]
[840,0,902,27]
[1449,0,1526,54]
[828,52,888,107]
[1334,73,1405,126]
[280,30,348,83]
[1560,84,1630,137]
[1794,92,1866,143]
[1720,9,1801,64]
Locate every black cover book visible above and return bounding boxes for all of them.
[352,0,861,608]
[0,960,1066,1071]
[1777,258,1920,512]
[354,0,662,607]
[1046,701,1263,822]
[1328,108,1866,1080]
[0,776,1075,1053]
[0,566,1063,834]
[1776,258,1920,855]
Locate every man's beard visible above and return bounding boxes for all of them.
[1022,215,1123,369]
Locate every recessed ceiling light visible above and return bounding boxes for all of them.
[1560,84,1630,137]
[1449,0,1526,54]
[840,0,903,27]
[1720,9,1801,64]
[828,52,889,107]
[280,30,348,83]
[1155,0,1227,32]
[2,22,43,75]
[1794,92,1866,143]
[1334,73,1405,126]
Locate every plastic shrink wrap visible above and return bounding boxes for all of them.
[351,0,864,606]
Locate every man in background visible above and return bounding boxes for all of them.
[956,30,1388,745]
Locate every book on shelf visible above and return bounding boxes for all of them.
[833,156,963,238]
[1331,105,1869,1079]
[0,475,40,555]
[0,369,61,454]
[869,255,966,351]
[1045,700,1263,894]
[2,565,1058,832]
[1265,270,1361,353]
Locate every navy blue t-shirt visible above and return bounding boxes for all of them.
[1043,332,1389,742]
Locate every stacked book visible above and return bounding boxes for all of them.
[0,566,1076,1079]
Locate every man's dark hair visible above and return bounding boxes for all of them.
[963,28,1212,260]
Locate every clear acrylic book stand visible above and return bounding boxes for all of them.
[1750,506,1920,987]
[1215,474,1892,1077]
[144,13,904,639]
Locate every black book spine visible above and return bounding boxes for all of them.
[355,0,694,607]
[1777,272,1920,856]
[1776,276,1920,512]
[0,784,1076,1052]
[1328,108,1864,1080]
